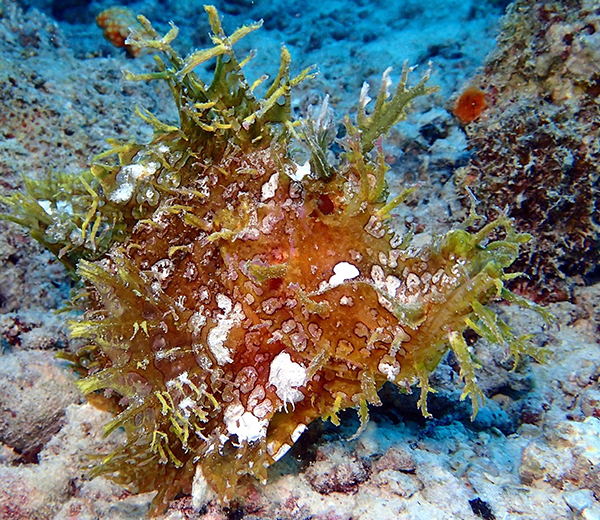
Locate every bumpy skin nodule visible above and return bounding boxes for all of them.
[1,6,547,515]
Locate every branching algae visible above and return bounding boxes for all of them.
[1,6,549,514]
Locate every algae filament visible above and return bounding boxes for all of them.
[0,6,549,514]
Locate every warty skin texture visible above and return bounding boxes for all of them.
[0,7,548,514]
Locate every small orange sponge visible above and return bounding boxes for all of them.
[96,6,140,56]
[453,87,487,123]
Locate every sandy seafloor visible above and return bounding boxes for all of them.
[0,0,599,519]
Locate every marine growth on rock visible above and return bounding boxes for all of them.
[0,6,548,514]
[457,0,600,302]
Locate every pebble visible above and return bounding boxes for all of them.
[564,489,595,514]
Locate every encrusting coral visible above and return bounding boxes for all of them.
[457,0,600,302]
[0,6,549,514]
[453,86,487,124]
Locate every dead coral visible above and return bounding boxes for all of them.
[457,0,600,302]
[306,452,372,495]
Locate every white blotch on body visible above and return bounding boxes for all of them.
[109,162,159,204]
[268,351,307,406]
[328,262,360,287]
[224,403,268,444]
[207,299,244,365]
[261,172,279,201]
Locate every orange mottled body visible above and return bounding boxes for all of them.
[74,136,523,510]
[2,7,544,516]
[96,7,140,56]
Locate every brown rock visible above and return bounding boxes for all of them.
[306,457,371,495]
[0,350,80,462]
